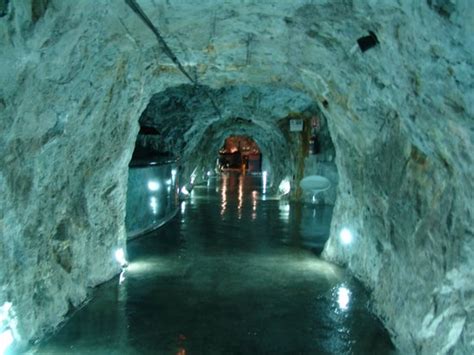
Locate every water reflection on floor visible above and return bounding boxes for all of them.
[34,172,396,354]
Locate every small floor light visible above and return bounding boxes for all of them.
[337,286,351,311]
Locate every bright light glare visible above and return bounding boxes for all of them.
[171,169,177,179]
[181,186,190,196]
[0,329,13,355]
[262,171,268,194]
[165,179,172,186]
[340,228,353,245]
[207,171,211,177]
[147,181,160,191]
[278,179,291,195]
[180,201,186,214]
[115,248,127,267]
[150,197,158,214]
[337,286,351,310]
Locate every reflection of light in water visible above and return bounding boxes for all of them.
[278,178,291,195]
[279,201,290,222]
[337,286,351,311]
[221,174,228,216]
[150,197,158,214]
[262,171,268,194]
[238,175,244,219]
[127,258,169,275]
[252,190,258,220]
[114,248,128,267]
[119,270,126,285]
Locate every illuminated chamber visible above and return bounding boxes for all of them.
[125,155,179,239]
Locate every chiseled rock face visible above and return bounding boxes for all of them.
[0,1,150,347]
[0,0,472,353]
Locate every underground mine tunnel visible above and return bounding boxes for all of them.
[0,0,473,354]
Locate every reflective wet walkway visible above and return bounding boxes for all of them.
[34,173,396,354]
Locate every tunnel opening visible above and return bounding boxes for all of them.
[218,135,262,174]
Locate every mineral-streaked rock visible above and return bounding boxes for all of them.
[0,0,472,353]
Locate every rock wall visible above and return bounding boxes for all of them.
[0,0,472,353]
[0,1,150,348]
[317,2,474,354]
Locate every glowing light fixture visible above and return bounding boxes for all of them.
[337,286,351,311]
[278,179,291,195]
[181,186,190,196]
[262,171,268,194]
[340,228,353,245]
[119,270,126,285]
[115,248,128,268]
[147,181,160,191]
[0,329,13,355]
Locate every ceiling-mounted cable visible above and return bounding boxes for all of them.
[125,0,223,119]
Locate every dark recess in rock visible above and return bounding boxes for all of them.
[0,0,8,17]
[32,0,49,23]
[139,125,160,135]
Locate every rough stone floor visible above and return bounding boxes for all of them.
[33,173,396,354]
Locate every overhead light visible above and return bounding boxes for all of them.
[114,248,128,268]
[147,181,160,191]
[340,228,353,245]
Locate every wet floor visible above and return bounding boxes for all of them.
[34,173,396,354]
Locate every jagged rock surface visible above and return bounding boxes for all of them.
[0,0,472,353]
